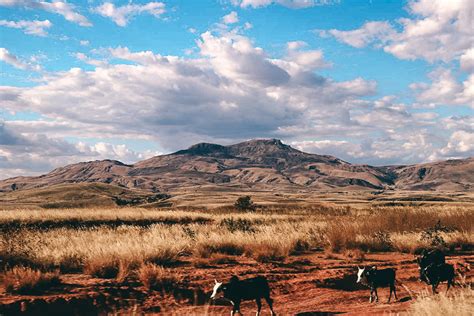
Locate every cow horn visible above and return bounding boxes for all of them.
[214,279,218,284]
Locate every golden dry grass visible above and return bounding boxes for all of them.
[2,266,60,294]
[138,263,180,292]
[410,287,474,316]
[0,206,472,276]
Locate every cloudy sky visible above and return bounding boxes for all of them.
[0,0,473,179]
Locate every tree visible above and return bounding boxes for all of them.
[234,196,255,211]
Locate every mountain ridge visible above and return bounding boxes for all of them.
[1,139,473,193]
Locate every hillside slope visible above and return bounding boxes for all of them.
[0,139,472,194]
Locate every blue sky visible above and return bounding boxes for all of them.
[0,0,473,178]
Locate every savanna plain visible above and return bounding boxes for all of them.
[1,194,473,315]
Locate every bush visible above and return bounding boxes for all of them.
[420,220,454,248]
[3,266,60,294]
[84,257,121,279]
[219,217,256,233]
[138,263,180,292]
[234,196,256,211]
[194,242,245,258]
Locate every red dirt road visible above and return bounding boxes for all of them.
[1,252,472,315]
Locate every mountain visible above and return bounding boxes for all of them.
[0,139,472,195]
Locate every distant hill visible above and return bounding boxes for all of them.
[0,139,472,196]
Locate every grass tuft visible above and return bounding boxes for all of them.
[3,266,60,294]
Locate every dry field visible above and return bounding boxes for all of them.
[0,204,473,314]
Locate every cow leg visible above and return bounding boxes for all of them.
[265,296,276,316]
[432,283,438,294]
[231,300,241,316]
[374,288,379,303]
[388,285,392,303]
[393,283,398,301]
[256,298,262,316]
[446,279,453,293]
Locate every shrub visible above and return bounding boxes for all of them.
[219,217,256,233]
[420,220,454,248]
[3,267,60,294]
[84,257,120,279]
[209,254,238,265]
[234,196,256,211]
[246,243,288,263]
[194,242,245,258]
[59,254,84,273]
[344,249,365,262]
[325,222,357,253]
[138,263,180,292]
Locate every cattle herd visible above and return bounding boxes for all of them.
[210,249,457,315]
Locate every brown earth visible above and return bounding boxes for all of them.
[1,252,472,315]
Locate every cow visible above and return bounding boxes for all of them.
[416,249,446,281]
[210,275,276,316]
[421,263,455,294]
[357,266,397,303]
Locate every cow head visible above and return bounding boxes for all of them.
[356,266,366,283]
[210,280,225,299]
[357,266,376,284]
[421,264,434,284]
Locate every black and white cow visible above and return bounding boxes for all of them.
[210,275,276,316]
[357,266,397,303]
[416,249,446,282]
[421,263,455,294]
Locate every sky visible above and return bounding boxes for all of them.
[0,0,473,179]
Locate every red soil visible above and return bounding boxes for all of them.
[1,252,472,315]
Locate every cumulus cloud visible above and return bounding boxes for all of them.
[92,1,165,26]
[321,21,394,48]
[234,0,339,9]
[411,69,474,108]
[0,0,91,26]
[0,122,158,179]
[0,25,471,176]
[0,31,376,162]
[0,47,41,71]
[0,19,52,36]
[222,11,239,24]
[437,131,474,158]
[460,48,474,73]
[322,0,474,64]
[74,52,108,67]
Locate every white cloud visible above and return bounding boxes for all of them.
[92,1,165,27]
[0,47,41,71]
[74,52,107,67]
[79,40,90,46]
[321,21,394,48]
[436,131,474,159]
[322,0,474,64]
[234,0,339,9]
[0,25,471,176]
[0,122,159,179]
[0,19,52,36]
[0,31,376,155]
[460,47,474,73]
[0,0,91,26]
[222,11,239,24]
[411,69,474,108]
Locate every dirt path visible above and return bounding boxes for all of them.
[1,252,473,315]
